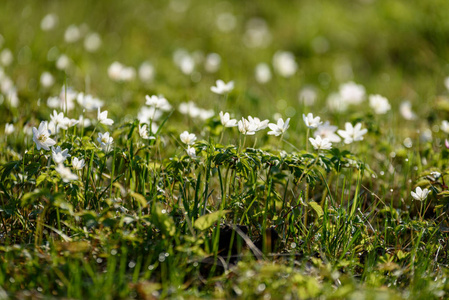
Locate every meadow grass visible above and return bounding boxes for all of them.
[1,0,449,299]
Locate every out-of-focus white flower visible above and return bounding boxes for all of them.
[337,122,368,144]
[97,132,113,152]
[50,110,68,130]
[216,13,237,32]
[84,32,101,52]
[52,146,71,164]
[326,93,348,113]
[32,121,56,151]
[441,121,449,134]
[186,145,196,158]
[145,95,172,111]
[267,118,290,136]
[180,131,197,145]
[138,62,155,82]
[400,101,417,120]
[309,135,332,150]
[108,62,135,82]
[5,123,14,135]
[204,53,221,73]
[303,113,322,129]
[56,164,78,182]
[72,157,85,170]
[369,94,391,114]
[179,101,200,117]
[314,121,341,143]
[272,51,297,78]
[40,13,58,31]
[243,18,272,48]
[211,79,234,94]
[255,63,272,84]
[339,81,365,105]
[198,109,214,120]
[444,77,449,91]
[138,106,163,123]
[411,186,430,202]
[40,72,54,88]
[219,111,237,127]
[298,87,317,106]
[78,115,92,128]
[97,108,114,126]
[77,93,104,111]
[56,54,71,70]
[64,25,81,43]
[139,124,155,140]
[0,49,13,66]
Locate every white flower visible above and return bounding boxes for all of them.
[186,146,196,158]
[339,81,365,105]
[238,117,258,135]
[327,93,349,112]
[56,54,70,70]
[255,63,272,84]
[369,94,391,114]
[40,72,54,88]
[314,122,341,143]
[441,121,449,134]
[400,101,417,120]
[267,118,290,136]
[138,62,155,82]
[64,25,81,43]
[204,53,221,73]
[139,124,155,140]
[50,110,69,131]
[32,121,56,151]
[97,132,114,152]
[77,93,104,111]
[299,87,317,106]
[309,136,332,150]
[55,164,78,182]
[40,14,58,31]
[107,62,135,82]
[211,79,234,94]
[272,51,297,78]
[145,95,172,111]
[0,49,13,66]
[5,123,14,135]
[411,186,430,201]
[198,109,214,120]
[248,116,269,131]
[180,131,197,145]
[303,113,322,129]
[219,111,237,127]
[84,32,102,52]
[72,157,85,170]
[337,122,368,144]
[52,146,71,164]
[138,106,163,123]
[97,108,114,126]
[445,77,449,91]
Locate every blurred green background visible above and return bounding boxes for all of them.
[1,0,449,121]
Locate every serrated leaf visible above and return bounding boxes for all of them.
[194,210,230,231]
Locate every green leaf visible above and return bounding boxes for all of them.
[130,191,148,207]
[194,210,230,231]
[308,201,323,218]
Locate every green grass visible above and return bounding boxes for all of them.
[1,0,449,299]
